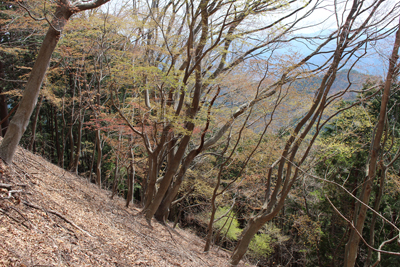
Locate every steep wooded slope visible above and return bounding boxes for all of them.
[0,143,251,267]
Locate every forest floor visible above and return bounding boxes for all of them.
[0,144,253,267]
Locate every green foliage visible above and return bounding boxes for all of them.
[248,233,273,258]
[213,207,242,241]
[248,223,289,260]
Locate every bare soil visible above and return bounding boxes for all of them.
[0,145,253,267]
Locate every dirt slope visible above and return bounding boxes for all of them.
[0,145,252,267]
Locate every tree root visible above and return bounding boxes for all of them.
[22,200,93,237]
[0,207,31,229]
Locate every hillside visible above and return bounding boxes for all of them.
[0,144,252,267]
[294,69,379,100]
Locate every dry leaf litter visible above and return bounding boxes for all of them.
[0,144,254,267]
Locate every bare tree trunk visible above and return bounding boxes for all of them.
[154,149,197,222]
[48,103,55,161]
[68,74,75,168]
[28,95,44,151]
[110,158,120,199]
[71,109,83,173]
[344,20,400,267]
[230,212,279,265]
[71,79,84,173]
[60,96,66,168]
[143,153,159,210]
[89,135,97,183]
[364,167,386,267]
[204,184,219,252]
[53,105,62,166]
[0,61,9,137]
[111,131,122,199]
[125,138,135,207]
[95,128,102,187]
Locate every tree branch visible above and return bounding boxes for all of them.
[326,195,400,257]
[73,0,112,12]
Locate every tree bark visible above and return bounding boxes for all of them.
[364,167,386,267]
[143,153,159,210]
[71,79,84,174]
[89,134,97,183]
[54,105,62,166]
[111,131,122,199]
[95,128,102,187]
[110,158,120,199]
[60,96,67,168]
[0,61,9,137]
[68,72,75,168]
[154,149,198,222]
[27,94,44,151]
[71,109,83,173]
[125,139,135,207]
[230,210,280,265]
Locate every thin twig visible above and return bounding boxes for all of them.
[17,1,61,32]
[0,78,27,83]
[326,196,400,256]
[371,235,400,267]
[0,208,30,229]
[0,183,12,190]
[284,157,400,232]
[0,102,20,128]
[9,206,35,230]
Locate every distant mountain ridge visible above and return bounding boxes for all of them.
[278,29,395,78]
[293,69,380,101]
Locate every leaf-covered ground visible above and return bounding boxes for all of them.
[0,145,252,267]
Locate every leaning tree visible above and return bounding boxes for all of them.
[0,0,111,163]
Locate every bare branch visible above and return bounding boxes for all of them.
[285,157,400,233]
[326,196,400,257]
[72,0,112,12]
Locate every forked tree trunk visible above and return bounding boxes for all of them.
[0,0,110,163]
[154,150,198,222]
[230,211,279,265]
